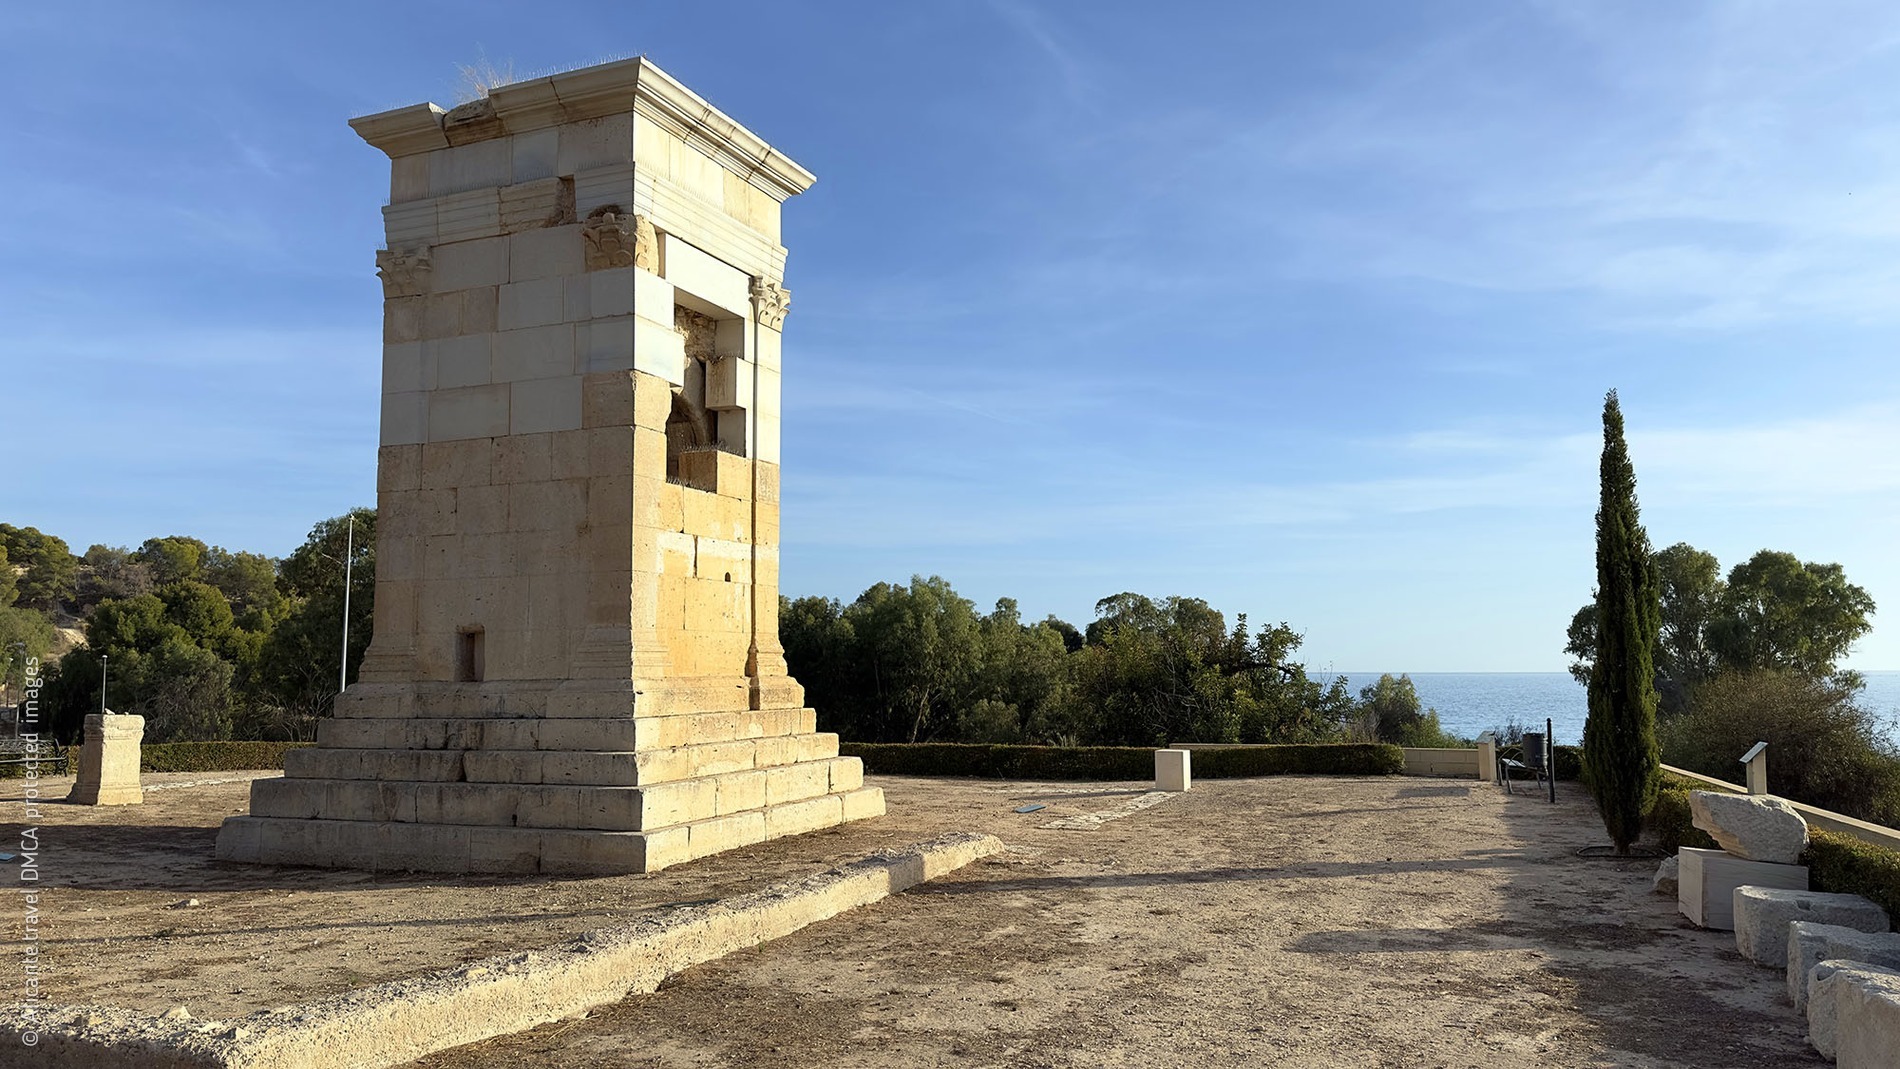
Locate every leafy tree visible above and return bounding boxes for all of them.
[1355,674,1423,741]
[967,598,1070,743]
[204,547,287,627]
[0,605,57,692]
[850,576,983,742]
[1580,391,1662,854]
[1041,615,1084,654]
[1662,671,1900,827]
[1707,551,1874,679]
[1652,543,1725,710]
[75,545,155,610]
[248,510,375,738]
[136,536,209,586]
[0,545,16,608]
[0,524,77,611]
[1566,543,1873,714]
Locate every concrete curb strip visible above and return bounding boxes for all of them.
[0,831,1003,1068]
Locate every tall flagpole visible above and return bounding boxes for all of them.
[339,515,354,694]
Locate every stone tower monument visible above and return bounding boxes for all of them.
[216,57,882,874]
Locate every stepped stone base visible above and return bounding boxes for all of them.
[216,695,884,874]
[216,786,884,874]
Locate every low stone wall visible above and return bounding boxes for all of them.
[1400,747,1480,779]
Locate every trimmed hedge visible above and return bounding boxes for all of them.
[839,742,1404,780]
[1645,773,1724,854]
[0,747,76,778]
[1806,831,1900,930]
[1646,770,1900,928]
[138,741,311,773]
[0,741,312,778]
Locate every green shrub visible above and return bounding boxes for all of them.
[0,740,309,778]
[839,742,1403,780]
[138,741,311,773]
[1644,776,1722,854]
[1805,831,1900,931]
[1661,670,1900,826]
[0,746,77,778]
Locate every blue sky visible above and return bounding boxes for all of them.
[4,1,1898,671]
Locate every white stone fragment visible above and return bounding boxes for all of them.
[1736,887,1890,966]
[1809,960,1900,1063]
[1689,790,1809,863]
[1653,855,1679,897]
[1790,921,1900,1011]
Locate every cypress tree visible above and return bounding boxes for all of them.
[1582,390,1662,853]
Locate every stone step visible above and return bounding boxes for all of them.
[253,756,865,832]
[215,785,885,875]
[285,732,842,786]
[315,708,820,752]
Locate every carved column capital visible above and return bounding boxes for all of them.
[375,247,432,298]
[749,277,791,331]
[583,208,658,272]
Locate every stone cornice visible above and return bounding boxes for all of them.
[348,102,450,157]
[349,58,816,203]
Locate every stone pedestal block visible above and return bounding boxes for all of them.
[1789,921,1900,1011]
[1737,888,1889,966]
[1155,749,1191,792]
[67,713,144,806]
[1677,847,1807,930]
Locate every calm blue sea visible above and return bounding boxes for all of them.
[1339,671,1900,747]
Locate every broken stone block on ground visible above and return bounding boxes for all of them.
[1689,790,1809,864]
[1735,887,1889,967]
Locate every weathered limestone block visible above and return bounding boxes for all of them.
[1690,790,1809,863]
[1155,749,1191,792]
[1789,921,1900,1010]
[1737,888,1890,966]
[1809,960,1900,1064]
[67,713,144,806]
[1653,854,1679,897]
[1808,960,1900,1063]
[1678,847,1808,930]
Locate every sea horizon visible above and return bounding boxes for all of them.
[1335,670,1900,747]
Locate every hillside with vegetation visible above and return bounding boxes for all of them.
[0,515,372,743]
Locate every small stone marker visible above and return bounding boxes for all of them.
[1155,749,1191,792]
[67,712,144,806]
[1677,847,1807,930]
[1689,790,1809,864]
[1735,888,1890,967]
[1809,960,1900,1065]
[1789,921,1900,1011]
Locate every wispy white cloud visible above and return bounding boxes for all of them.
[983,0,1098,109]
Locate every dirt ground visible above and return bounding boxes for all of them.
[2,771,1824,1067]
